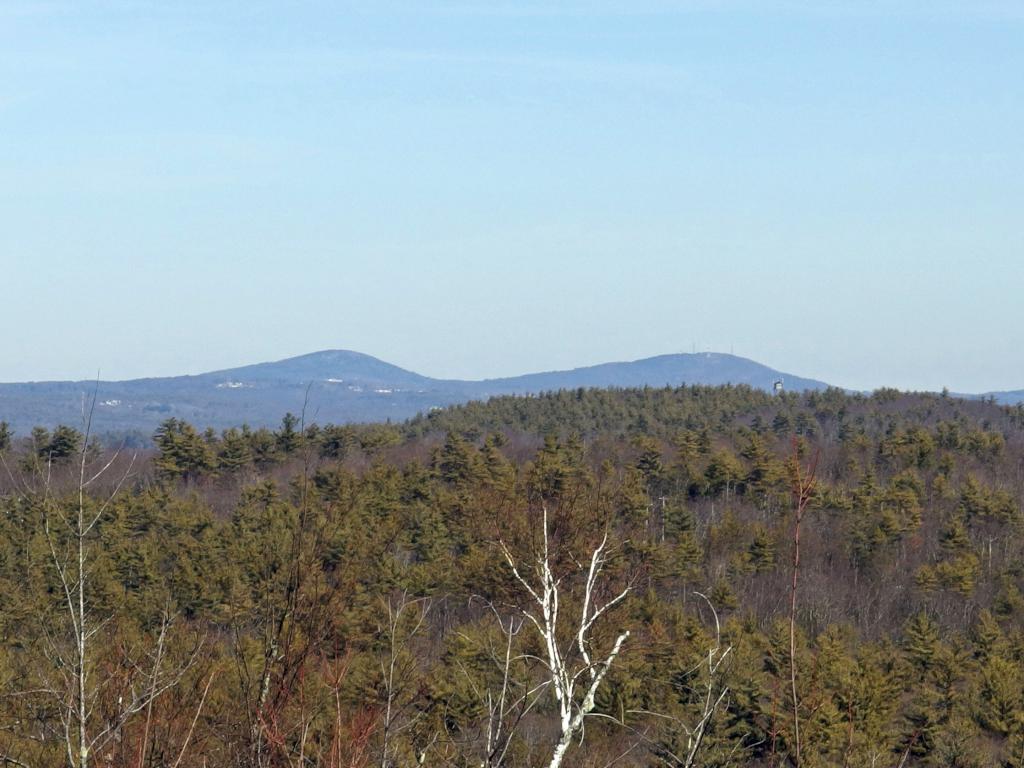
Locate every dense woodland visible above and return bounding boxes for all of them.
[2,385,1024,767]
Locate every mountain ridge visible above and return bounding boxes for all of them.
[1,349,1017,435]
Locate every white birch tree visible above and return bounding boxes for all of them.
[499,506,631,768]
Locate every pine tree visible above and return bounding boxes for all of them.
[940,515,972,552]
[479,434,514,489]
[218,427,253,472]
[904,612,942,671]
[437,431,480,485]
[749,527,777,573]
[977,655,1023,736]
[275,412,302,455]
[154,418,214,481]
[971,609,1003,661]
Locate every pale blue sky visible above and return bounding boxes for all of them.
[2,1,1021,392]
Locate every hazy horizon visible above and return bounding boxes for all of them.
[3,1,1021,392]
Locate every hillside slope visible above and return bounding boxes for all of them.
[0,350,830,434]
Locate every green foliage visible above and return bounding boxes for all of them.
[748,526,777,573]
[32,423,83,461]
[0,385,1022,766]
[154,418,214,481]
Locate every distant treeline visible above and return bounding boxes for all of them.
[1,385,1024,767]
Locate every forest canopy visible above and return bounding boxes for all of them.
[1,384,1024,767]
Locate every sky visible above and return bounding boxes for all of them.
[1,1,1021,393]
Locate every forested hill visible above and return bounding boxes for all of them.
[470,352,829,394]
[0,349,829,434]
[408,384,811,439]
[4,385,1024,766]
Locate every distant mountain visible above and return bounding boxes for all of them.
[0,350,831,436]
[200,350,436,389]
[474,353,829,395]
[982,390,1024,405]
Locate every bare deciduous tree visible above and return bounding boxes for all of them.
[31,391,202,768]
[378,592,431,768]
[499,506,631,768]
[449,602,549,768]
[633,593,734,768]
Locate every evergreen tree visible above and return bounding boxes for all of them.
[154,417,215,481]
[217,427,253,472]
[749,527,777,573]
[904,612,942,671]
[276,412,302,455]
